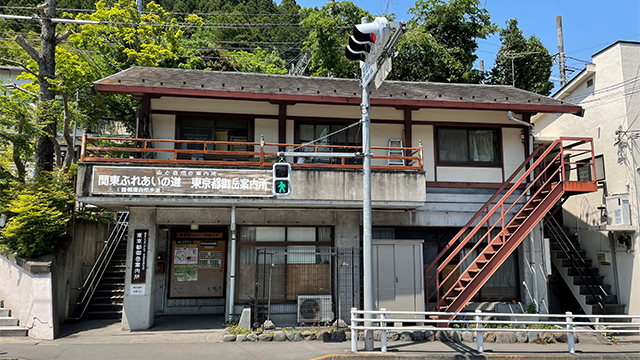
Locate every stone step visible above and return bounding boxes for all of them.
[87,303,123,312]
[0,317,19,326]
[83,310,122,320]
[0,326,28,337]
[0,308,10,317]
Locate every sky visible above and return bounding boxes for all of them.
[295,0,640,93]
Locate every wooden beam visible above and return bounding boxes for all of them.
[278,103,286,151]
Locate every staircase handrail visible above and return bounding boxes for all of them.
[423,144,546,279]
[72,211,129,319]
[546,216,608,313]
[426,137,595,309]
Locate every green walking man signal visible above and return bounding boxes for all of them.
[272,163,291,196]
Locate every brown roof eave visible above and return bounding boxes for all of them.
[93,83,583,115]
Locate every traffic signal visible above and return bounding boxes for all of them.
[272,163,291,196]
[344,17,392,65]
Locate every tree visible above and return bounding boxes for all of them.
[0,84,43,180]
[389,0,496,83]
[489,19,554,96]
[228,49,287,74]
[300,1,371,78]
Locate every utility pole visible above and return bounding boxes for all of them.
[479,60,485,84]
[556,16,567,87]
[137,0,143,14]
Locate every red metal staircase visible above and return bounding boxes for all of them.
[425,138,598,320]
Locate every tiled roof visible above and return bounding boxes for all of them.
[93,67,582,114]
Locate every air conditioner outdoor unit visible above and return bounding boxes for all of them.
[597,251,611,265]
[297,295,333,323]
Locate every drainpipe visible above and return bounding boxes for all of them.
[511,110,539,311]
[228,205,237,321]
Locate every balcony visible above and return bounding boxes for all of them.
[79,134,424,171]
[76,135,427,209]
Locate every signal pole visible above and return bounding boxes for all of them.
[359,17,375,352]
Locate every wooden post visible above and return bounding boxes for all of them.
[260,135,265,166]
[80,133,87,161]
[418,141,424,170]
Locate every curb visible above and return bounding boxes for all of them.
[309,353,640,360]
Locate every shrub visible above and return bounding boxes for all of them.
[0,170,75,258]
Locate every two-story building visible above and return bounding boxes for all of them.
[76,67,596,330]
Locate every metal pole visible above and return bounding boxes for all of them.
[351,308,358,352]
[566,311,575,353]
[380,308,387,352]
[476,310,484,353]
[362,60,374,352]
[511,56,515,87]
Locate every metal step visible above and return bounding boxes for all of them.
[0,326,28,337]
[567,267,600,277]
[562,258,592,267]
[556,249,587,259]
[573,275,605,286]
[580,284,611,295]
[97,283,124,291]
[592,304,626,315]
[585,294,618,305]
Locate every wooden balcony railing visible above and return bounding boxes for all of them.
[80,134,424,171]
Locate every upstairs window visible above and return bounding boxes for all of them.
[436,127,501,166]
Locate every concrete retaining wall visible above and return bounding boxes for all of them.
[0,252,55,339]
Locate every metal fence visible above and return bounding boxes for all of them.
[351,309,640,354]
[252,247,362,328]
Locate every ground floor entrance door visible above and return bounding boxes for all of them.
[373,240,425,314]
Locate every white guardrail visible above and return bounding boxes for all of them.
[350,308,640,354]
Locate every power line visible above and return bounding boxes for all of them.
[0,14,343,29]
[0,5,305,17]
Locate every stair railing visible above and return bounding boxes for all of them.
[71,211,129,320]
[545,216,608,313]
[425,138,596,311]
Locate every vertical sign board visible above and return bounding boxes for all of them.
[131,229,149,295]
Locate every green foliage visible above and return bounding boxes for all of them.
[525,301,537,314]
[300,2,372,78]
[0,83,44,180]
[489,19,554,95]
[228,49,287,74]
[390,0,496,83]
[0,171,75,258]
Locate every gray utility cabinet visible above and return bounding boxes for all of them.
[373,240,425,318]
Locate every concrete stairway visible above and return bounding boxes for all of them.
[0,307,28,337]
[83,239,127,320]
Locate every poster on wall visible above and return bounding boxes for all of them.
[173,265,186,282]
[131,229,148,286]
[185,265,198,281]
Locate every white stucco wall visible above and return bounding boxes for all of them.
[151,97,278,115]
[412,125,435,181]
[147,97,528,184]
[0,254,55,339]
[533,42,640,315]
[150,114,176,160]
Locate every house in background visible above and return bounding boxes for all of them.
[533,41,640,317]
[68,66,596,331]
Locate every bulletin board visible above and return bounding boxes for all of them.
[169,229,227,298]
